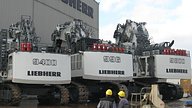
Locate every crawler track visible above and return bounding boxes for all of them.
[56,85,70,105]
[71,82,89,103]
[38,85,70,105]
[0,84,21,106]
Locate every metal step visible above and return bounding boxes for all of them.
[0,29,8,71]
[0,77,2,83]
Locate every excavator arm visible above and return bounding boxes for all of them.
[51,19,94,53]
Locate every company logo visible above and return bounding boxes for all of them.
[33,58,57,66]
[28,71,61,77]
[61,0,94,18]
[103,56,121,63]
[99,70,124,75]
[166,68,188,73]
[170,58,185,64]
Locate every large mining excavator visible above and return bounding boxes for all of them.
[0,15,71,105]
[51,19,132,102]
[113,19,191,100]
[51,19,191,102]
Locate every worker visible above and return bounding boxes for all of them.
[97,89,117,108]
[117,91,129,108]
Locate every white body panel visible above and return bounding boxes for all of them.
[8,52,71,84]
[72,52,133,80]
[154,55,191,79]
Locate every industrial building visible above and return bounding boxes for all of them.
[0,0,99,45]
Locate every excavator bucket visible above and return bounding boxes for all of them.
[149,84,165,108]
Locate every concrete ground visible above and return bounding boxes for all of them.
[165,97,192,108]
[1,96,192,108]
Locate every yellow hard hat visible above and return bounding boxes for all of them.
[118,91,125,97]
[106,89,112,96]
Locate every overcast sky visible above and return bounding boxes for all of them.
[95,0,192,55]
